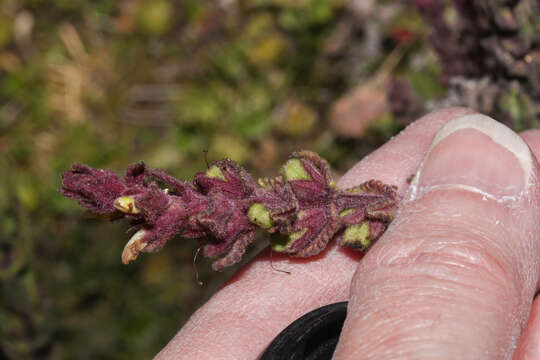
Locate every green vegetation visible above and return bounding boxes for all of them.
[0,0,453,358]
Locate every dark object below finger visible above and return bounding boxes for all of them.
[260,301,348,360]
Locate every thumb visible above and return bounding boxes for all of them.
[334,114,540,359]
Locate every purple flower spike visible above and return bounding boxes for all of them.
[263,152,398,257]
[60,151,399,271]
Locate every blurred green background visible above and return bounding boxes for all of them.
[1,0,537,358]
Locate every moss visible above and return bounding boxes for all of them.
[137,0,173,35]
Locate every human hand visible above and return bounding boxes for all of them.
[155,108,540,359]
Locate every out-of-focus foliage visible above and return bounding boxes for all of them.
[4,0,529,358]
[416,0,540,131]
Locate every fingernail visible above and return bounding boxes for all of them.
[409,114,533,201]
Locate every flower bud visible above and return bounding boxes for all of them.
[114,196,140,214]
[248,203,273,229]
[282,158,311,181]
[340,222,371,250]
[205,165,227,181]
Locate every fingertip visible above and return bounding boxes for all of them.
[520,129,540,161]
[335,113,540,359]
[410,113,532,201]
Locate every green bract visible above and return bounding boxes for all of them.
[248,203,273,229]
